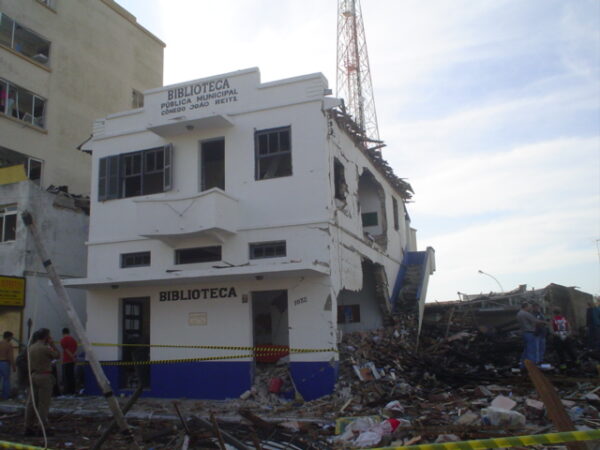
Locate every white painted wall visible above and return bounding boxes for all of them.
[76,68,424,369]
[86,274,334,364]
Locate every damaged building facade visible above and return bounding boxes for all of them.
[0,0,164,344]
[65,68,435,400]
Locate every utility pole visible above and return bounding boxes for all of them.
[336,0,381,145]
[21,211,140,449]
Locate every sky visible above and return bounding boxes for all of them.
[117,0,599,302]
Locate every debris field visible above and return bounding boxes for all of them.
[1,314,599,449]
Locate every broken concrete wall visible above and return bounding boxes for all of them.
[326,111,410,332]
[337,261,385,333]
[0,180,88,342]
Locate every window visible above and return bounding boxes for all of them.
[132,89,144,108]
[334,158,347,201]
[120,251,151,268]
[37,0,57,9]
[392,198,399,231]
[98,144,172,201]
[338,305,361,324]
[255,126,292,180]
[0,78,46,128]
[0,205,17,242]
[175,246,221,264]
[27,158,42,184]
[0,13,51,65]
[249,241,286,259]
[361,212,378,227]
[200,138,224,191]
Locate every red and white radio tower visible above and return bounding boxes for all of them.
[336,0,380,144]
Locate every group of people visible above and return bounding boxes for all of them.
[0,327,78,436]
[517,301,592,370]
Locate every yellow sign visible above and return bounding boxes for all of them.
[0,276,25,307]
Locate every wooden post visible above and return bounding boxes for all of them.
[92,385,144,450]
[525,360,586,450]
[21,211,140,449]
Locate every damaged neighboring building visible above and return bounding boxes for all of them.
[0,0,164,343]
[64,67,435,401]
[424,283,594,334]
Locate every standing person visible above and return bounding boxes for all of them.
[532,303,548,364]
[59,328,77,395]
[586,301,600,350]
[550,307,578,369]
[0,331,16,399]
[24,328,59,436]
[516,302,545,368]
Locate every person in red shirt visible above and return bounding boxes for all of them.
[59,328,77,395]
[550,308,577,370]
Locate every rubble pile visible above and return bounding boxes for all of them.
[291,316,600,446]
[1,316,599,448]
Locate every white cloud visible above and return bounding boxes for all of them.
[408,137,599,217]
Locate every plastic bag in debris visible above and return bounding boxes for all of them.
[480,407,526,427]
[335,417,400,447]
[335,417,379,442]
[383,400,405,417]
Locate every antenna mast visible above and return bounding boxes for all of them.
[336,0,380,144]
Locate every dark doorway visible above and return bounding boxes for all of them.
[120,297,150,389]
[201,138,225,191]
[251,290,289,363]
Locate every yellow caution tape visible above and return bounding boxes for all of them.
[91,342,337,353]
[0,441,51,450]
[77,353,255,366]
[371,429,600,450]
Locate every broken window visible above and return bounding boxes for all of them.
[0,13,51,65]
[255,126,292,180]
[338,305,361,324]
[0,205,17,242]
[98,144,172,201]
[175,246,221,264]
[358,170,387,247]
[132,89,144,108]
[0,78,46,128]
[361,212,378,227]
[200,138,225,191]
[334,158,347,201]
[27,158,42,184]
[249,241,286,259]
[120,251,151,268]
[393,197,399,231]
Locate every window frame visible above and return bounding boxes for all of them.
[98,144,173,201]
[254,126,292,180]
[0,205,17,242]
[174,246,222,265]
[392,197,399,231]
[337,305,361,324]
[120,251,151,268]
[361,212,378,227]
[0,12,51,66]
[249,241,287,260]
[200,137,225,191]
[0,78,46,128]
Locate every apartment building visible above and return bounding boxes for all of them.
[66,68,435,400]
[0,0,164,348]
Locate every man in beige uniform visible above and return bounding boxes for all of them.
[24,328,59,436]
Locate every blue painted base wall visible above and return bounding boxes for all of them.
[84,360,338,400]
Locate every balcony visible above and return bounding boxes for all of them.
[134,188,238,244]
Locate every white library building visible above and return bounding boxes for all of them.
[66,68,434,400]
